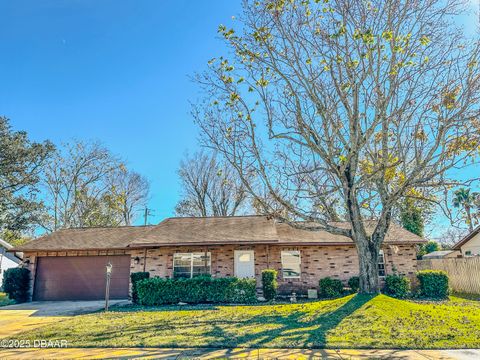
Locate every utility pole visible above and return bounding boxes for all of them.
[143,207,154,226]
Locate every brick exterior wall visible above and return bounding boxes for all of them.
[129,243,419,294]
[23,243,419,299]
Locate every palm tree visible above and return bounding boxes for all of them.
[452,188,479,232]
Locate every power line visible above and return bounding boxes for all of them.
[141,207,155,226]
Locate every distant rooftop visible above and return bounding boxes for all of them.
[422,250,456,259]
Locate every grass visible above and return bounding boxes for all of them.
[0,292,13,307]
[17,294,480,349]
[452,292,480,301]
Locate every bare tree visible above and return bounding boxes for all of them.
[175,152,248,217]
[41,140,150,231]
[435,227,467,250]
[194,0,480,292]
[106,167,150,225]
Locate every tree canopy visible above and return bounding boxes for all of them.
[452,187,479,231]
[194,0,480,292]
[40,140,150,231]
[0,116,54,233]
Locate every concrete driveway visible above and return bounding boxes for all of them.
[0,300,129,338]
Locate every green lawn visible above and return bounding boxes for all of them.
[0,292,13,307]
[18,294,480,349]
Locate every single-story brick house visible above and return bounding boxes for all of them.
[12,215,425,301]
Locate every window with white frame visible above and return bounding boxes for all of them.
[281,250,301,278]
[378,249,386,277]
[173,252,211,278]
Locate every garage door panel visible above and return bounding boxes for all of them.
[33,256,130,301]
[34,269,130,280]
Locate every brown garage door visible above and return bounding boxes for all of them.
[33,256,131,301]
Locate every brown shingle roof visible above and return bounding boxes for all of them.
[131,216,279,247]
[13,215,425,252]
[276,222,424,244]
[13,226,155,251]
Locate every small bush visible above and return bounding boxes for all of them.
[2,268,30,303]
[384,274,410,298]
[262,269,278,301]
[137,276,257,306]
[416,270,449,299]
[319,277,344,298]
[348,276,360,293]
[130,272,150,304]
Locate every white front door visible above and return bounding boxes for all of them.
[234,250,255,278]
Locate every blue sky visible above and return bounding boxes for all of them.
[0,1,479,234]
[0,0,241,224]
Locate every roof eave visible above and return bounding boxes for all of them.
[9,247,131,253]
[128,240,281,248]
[128,240,424,248]
[452,226,480,250]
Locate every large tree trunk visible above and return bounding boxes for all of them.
[344,175,382,294]
[355,236,380,294]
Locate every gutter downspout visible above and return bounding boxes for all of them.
[266,245,270,268]
[204,247,208,275]
[143,248,147,272]
[0,247,4,282]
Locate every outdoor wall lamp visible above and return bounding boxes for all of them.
[134,256,141,265]
[106,262,113,275]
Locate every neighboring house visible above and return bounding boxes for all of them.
[452,226,480,257]
[422,250,461,260]
[11,216,425,301]
[0,239,22,288]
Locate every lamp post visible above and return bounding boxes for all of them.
[105,262,113,312]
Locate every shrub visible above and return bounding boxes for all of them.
[261,269,278,301]
[348,276,360,293]
[384,274,410,298]
[2,268,30,303]
[416,270,449,299]
[318,277,344,298]
[136,276,257,306]
[130,272,150,304]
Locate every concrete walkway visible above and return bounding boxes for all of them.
[0,299,129,316]
[0,300,129,339]
[0,347,479,359]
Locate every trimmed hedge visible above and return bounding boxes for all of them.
[137,275,257,305]
[2,268,30,303]
[348,276,360,293]
[130,272,150,304]
[261,269,278,301]
[384,274,410,298]
[319,277,344,298]
[416,270,449,299]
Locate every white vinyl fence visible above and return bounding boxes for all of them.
[417,257,480,294]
